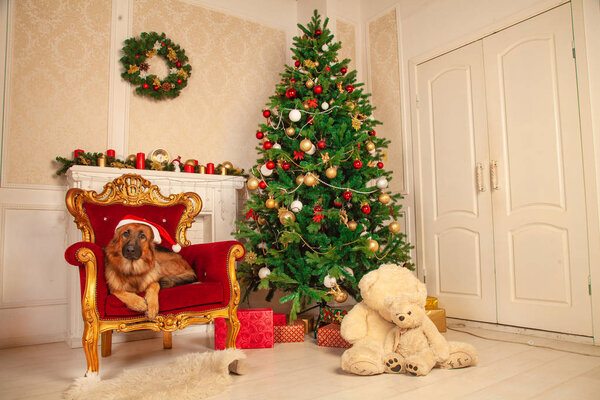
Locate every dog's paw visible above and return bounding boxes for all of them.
[384,354,404,374]
[146,304,159,321]
[129,296,148,313]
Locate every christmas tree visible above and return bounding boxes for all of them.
[235,11,412,320]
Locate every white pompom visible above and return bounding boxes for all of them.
[258,267,271,279]
[172,244,181,253]
[289,109,302,122]
[323,275,337,288]
[376,177,389,189]
[321,102,329,110]
[290,200,303,213]
[260,164,273,177]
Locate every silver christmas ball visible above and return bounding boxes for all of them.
[289,109,302,122]
[321,102,329,110]
[290,200,303,213]
[376,177,389,189]
[323,275,337,288]
[260,164,273,177]
[258,267,271,279]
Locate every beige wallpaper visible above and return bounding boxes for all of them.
[336,19,356,72]
[5,0,111,186]
[129,0,287,170]
[368,10,404,193]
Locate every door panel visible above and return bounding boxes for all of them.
[416,41,497,322]
[484,4,592,335]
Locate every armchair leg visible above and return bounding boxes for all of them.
[101,330,113,357]
[163,331,172,349]
[82,321,99,377]
[225,314,240,349]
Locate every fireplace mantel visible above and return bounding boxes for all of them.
[64,165,246,347]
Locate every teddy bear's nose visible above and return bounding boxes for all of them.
[399,315,405,321]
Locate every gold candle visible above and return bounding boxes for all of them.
[220,166,227,175]
[97,156,106,167]
[199,165,206,174]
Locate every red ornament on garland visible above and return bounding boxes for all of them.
[325,66,330,71]
[258,181,267,190]
[290,78,297,83]
[142,83,149,89]
[263,110,271,118]
[282,162,290,170]
[315,29,322,36]
[266,161,276,169]
[317,140,326,149]
[294,60,301,68]
[153,85,160,91]
[340,67,347,75]
[369,130,376,136]
[313,85,323,95]
[176,79,182,84]
[161,42,166,47]
[176,61,182,68]
[285,88,297,99]
[377,162,384,169]
[353,159,362,169]
[343,191,352,200]
[263,141,273,150]
[256,131,264,139]
[135,54,140,59]
[361,204,371,214]
[333,199,343,208]
[346,85,354,93]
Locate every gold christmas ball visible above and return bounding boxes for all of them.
[346,101,355,111]
[127,154,136,163]
[279,210,296,224]
[247,177,259,190]
[334,289,349,303]
[389,221,401,234]
[305,79,314,89]
[222,161,233,170]
[334,57,339,62]
[315,61,319,67]
[325,167,337,179]
[368,239,379,252]
[257,216,267,225]
[347,221,358,231]
[285,127,296,136]
[366,141,376,151]
[303,173,317,187]
[266,198,277,209]
[379,192,391,204]
[296,174,305,186]
[184,159,196,166]
[300,138,313,152]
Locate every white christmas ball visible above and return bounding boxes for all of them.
[369,149,376,156]
[376,177,389,189]
[322,44,329,52]
[272,143,281,150]
[258,267,271,279]
[321,102,329,110]
[289,109,302,122]
[290,200,303,213]
[306,143,316,155]
[340,267,354,281]
[323,275,337,288]
[260,164,273,177]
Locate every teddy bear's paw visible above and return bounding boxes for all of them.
[348,360,383,376]
[405,362,428,376]
[441,351,476,369]
[384,355,404,374]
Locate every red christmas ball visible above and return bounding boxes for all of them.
[176,79,182,84]
[161,42,166,47]
[263,110,271,118]
[325,66,330,71]
[315,29,322,36]
[135,55,140,59]
[340,67,347,75]
[361,204,371,214]
[263,141,273,150]
[313,85,323,95]
[258,181,267,189]
[353,159,362,169]
[369,130,376,136]
[294,60,301,67]
[377,162,384,169]
[256,131,264,139]
[282,162,290,170]
[266,161,276,169]
[346,85,354,93]
[317,140,326,149]
[333,199,343,208]
[290,78,297,83]
[142,83,149,89]
[286,88,297,99]
[176,61,182,68]
[343,191,352,200]
[153,85,160,91]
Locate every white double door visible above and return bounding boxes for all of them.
[415,4,592,335]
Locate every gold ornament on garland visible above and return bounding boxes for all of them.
[266,197,278,209]
[285,127,296,136]
[278,208,296,224]
[366,141,375,152]
[300,138,313,152]
[347,221,358,231]
[244,251,258,265]
[325,166,337,179]
[303,172,319,187]
[120,31,192,100]
[296,174,305,186]
[368,239,379,252]
[305,79,314,88]
[247,177,259,190]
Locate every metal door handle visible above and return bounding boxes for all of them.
[490,161,500,190]
[476,163,485,192]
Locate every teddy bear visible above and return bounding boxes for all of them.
[340,264,477,376]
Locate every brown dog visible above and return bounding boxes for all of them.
[104,223,196,320]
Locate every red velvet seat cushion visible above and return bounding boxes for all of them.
[103,281,224,318]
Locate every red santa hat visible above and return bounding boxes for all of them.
[115,214,181,252]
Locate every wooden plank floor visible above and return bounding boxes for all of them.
[1,325,599,399]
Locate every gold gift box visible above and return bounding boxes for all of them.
[299,316,314,334]
[426,308,446,332]
[425,296,438,310]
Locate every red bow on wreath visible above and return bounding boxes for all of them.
[293,151,305,161]
[306,99,318,108]
[245,208,257,220]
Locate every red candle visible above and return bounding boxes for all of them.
[74,149,84,158]
[193,159,199,165]
[184,164,194,173]
[206,163,215,174]
[136,152,145,169]
[106,149,116,158]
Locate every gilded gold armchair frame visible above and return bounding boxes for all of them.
[66,174,242,376]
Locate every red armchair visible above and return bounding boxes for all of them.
[65,174,244,376]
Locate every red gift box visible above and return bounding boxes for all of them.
[274,320,305,343]
[317,323,352,348]
[214,308,273,349]
[273,313,287,326]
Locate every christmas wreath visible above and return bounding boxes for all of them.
[120,31,192,100]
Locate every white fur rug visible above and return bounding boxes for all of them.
[64,349,246,400]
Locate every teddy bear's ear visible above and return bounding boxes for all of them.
[358,268,380,293]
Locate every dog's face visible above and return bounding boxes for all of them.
[114,223,154,261]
